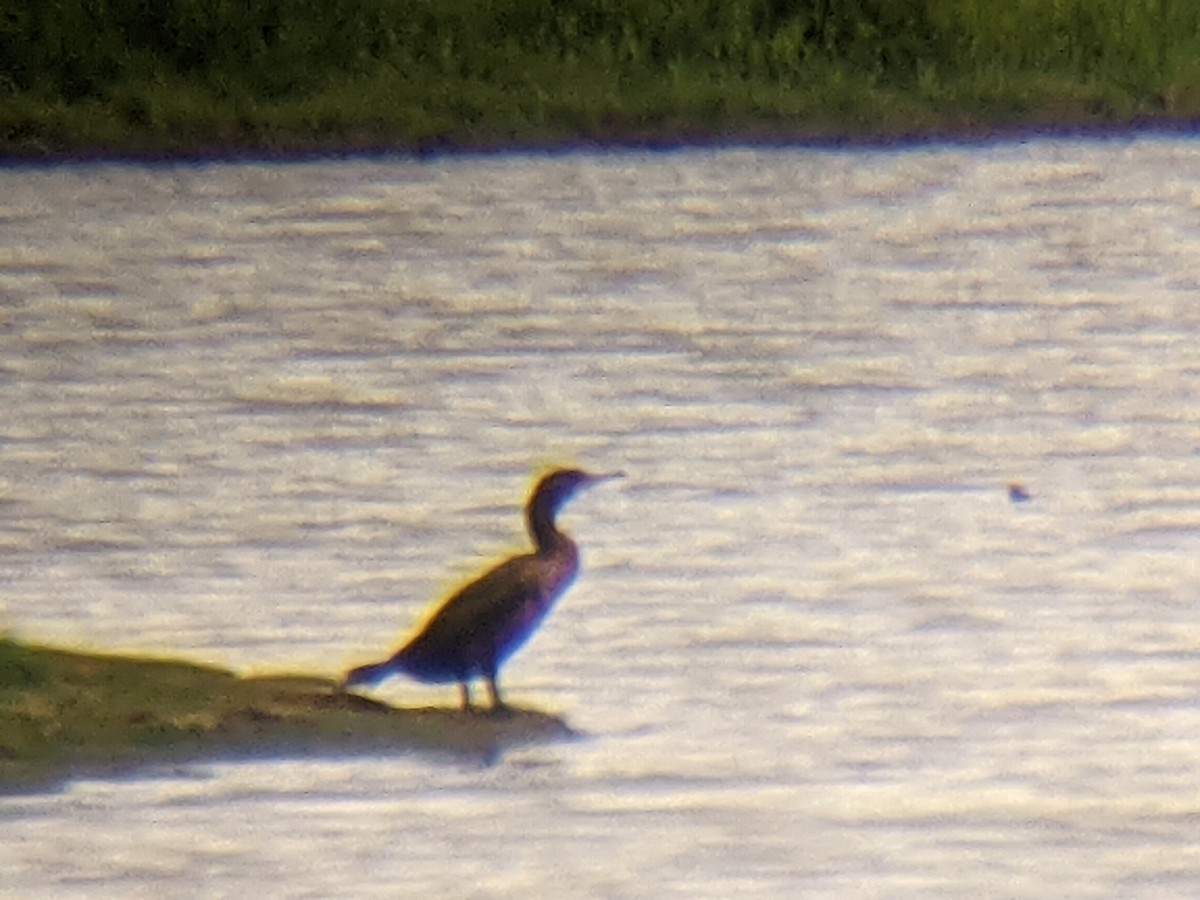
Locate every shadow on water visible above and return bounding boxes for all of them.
[0,639,576,795]
[235,676,578,768]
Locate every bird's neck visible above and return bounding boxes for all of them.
[528,503,574,557]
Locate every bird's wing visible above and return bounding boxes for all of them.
[410,555,543,649]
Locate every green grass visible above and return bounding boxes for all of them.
[0,637,572,794]
[2,0,1199,157]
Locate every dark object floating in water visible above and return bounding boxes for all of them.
[1008,483,1032,503]
[344,468,622,712]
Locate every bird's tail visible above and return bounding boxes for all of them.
[343,658,397,690]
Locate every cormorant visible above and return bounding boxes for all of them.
[343,468,620,711]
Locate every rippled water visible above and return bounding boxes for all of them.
[2,136,1200,896]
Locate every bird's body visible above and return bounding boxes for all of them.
[344,468,618,711]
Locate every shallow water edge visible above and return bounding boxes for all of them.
[3,117,1200,166]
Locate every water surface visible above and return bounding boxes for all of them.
[2,137,1200,896]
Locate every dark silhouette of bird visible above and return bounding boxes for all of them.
[1008,483,1032,503]
[343,468,621,712]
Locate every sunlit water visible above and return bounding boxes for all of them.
[2,137,1200,896]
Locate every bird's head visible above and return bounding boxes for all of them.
[531,468,623,517]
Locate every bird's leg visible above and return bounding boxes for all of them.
[486,673,508,714]
[459,681,472,712]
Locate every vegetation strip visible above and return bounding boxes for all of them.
[4,0,1200,158]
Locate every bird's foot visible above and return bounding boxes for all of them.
[487,701,515,719]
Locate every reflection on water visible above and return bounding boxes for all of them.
[2,137,1200,896]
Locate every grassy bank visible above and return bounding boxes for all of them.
[0,637,572,794]
[3,0,1200,158]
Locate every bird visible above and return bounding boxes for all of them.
[343,467,621,712]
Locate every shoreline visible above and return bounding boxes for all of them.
[0,637,573,796]
[4,115,1200,167]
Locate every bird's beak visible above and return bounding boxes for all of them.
[591,471,625,485]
